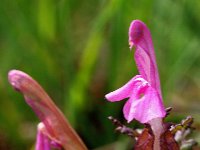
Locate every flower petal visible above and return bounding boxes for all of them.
[8,70,87,150]
[36,123,51,150]
[105,75,146,102]
[36,123,63,150]
[123,85,166,123]
[129,20,162,97]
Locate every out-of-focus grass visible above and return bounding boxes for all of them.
[0,0,200,149]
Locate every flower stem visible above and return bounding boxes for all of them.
[148,118,164,150]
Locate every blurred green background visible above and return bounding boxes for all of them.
[1,0,200,149]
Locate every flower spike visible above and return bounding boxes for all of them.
[8,70,87,150]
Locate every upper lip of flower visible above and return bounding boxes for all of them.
[8,69,87,150]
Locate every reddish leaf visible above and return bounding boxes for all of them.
[135,128,154,150]
[160,130,179,150]
[135,127,179,150]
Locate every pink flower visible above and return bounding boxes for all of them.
[105,20,166,124]
[8,70,87,150]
